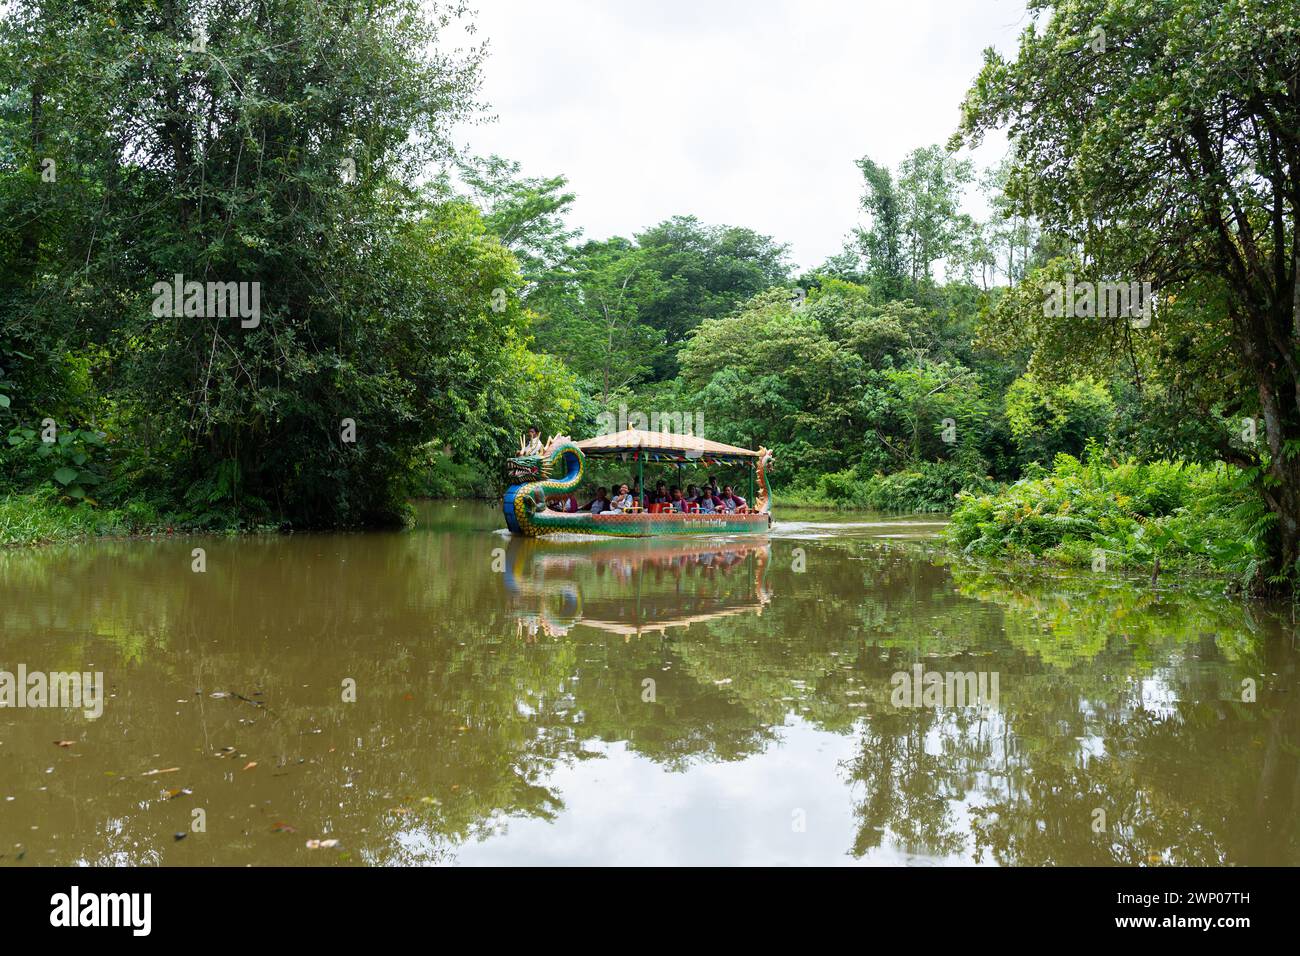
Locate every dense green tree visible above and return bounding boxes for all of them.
[849,157,907,297]
[679,288,865,479]
[450,153,579,286]
[0,0,555,526]
[847,146,975,295]
[632,215,791,378]
[1004,372,1114,467]
[677,283,1006,492]
[958,0,1300,592]
[529,237,667,407]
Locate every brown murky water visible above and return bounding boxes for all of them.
[1,501,1297,865]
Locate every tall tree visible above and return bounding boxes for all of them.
[0,0,534,527]
[632,215,790,378]
[851,157,906,296]
[851,146,974,295]
[957,0,1300,592]
[895,145,975,285]
[452,153,579,286]
[529,238,666,407]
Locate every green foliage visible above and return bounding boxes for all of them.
[947,448,1265,585]
[845,146,975,294]
[0,489,115,547]
[810,461,997,513]
[529,237,669,404]
[677,282,1011,490]
[449,154,579,283]
[0,0,562,529]
[4,424,106,501]
[1003,372,1113,466]
[0,486,175,547]
[411,450,497,500]
[956,0,1300,591]
[632,216,791,377]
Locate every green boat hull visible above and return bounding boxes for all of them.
[514,509,770,537]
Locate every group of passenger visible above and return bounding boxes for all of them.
[546,476,748,515]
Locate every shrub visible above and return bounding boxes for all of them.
[815,460,997,512]
[946,446,1263,583]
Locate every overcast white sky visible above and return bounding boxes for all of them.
[454,0,1032,271]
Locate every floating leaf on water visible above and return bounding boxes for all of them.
[173,832,187,842]
[242,761,257,771]
[53,740,75,748]
[305,838,340,849]
[141,767,180,776]
[271,822,297,833]
[162,788,192,800]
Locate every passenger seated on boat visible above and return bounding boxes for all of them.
[719,486,747,512]
[547,492,578,513]
[522,425,543,456]
[682,485,700,512]
[584,488,611,514]
[690,485,717,513]
[608,484,634,513]
[670,487,689,512]
[653,481,670,505]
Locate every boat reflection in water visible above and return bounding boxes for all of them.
[502,535,771,641]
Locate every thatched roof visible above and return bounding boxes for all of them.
[574,429,759,460]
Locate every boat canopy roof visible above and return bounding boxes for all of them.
[574,429,760,464]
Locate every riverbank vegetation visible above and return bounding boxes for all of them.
[2,1,1298,593]
[948,448,1269,587]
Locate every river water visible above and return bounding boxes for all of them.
[1,501,1296,865]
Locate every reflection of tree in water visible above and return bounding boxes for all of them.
[833,559,1300,865]
[965,649,1300,866]
[3,513,1297,864]
[842,709,972,859]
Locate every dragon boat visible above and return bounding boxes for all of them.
[503,428,773,538]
